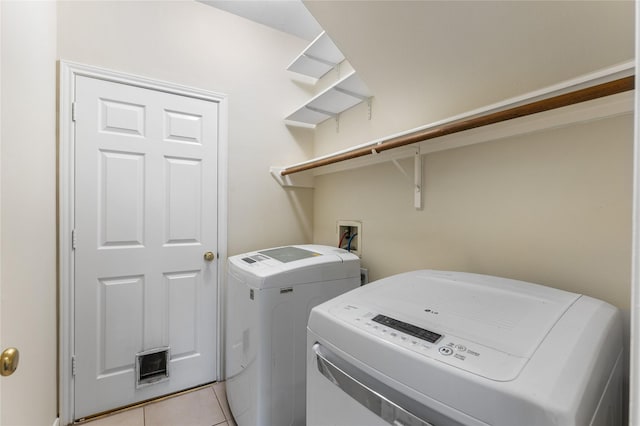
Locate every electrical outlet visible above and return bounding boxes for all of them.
[337,220,362,256]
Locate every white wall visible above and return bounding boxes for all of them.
[57,0,315,256]
[0,1,58,425]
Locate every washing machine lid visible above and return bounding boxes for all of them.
[228,244,360,288]
[368,271,580,358]
[321,270,581,381]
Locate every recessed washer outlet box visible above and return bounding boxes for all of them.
[337,220,362,257]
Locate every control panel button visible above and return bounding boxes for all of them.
[454,344,467,352]
[439,346,453,356]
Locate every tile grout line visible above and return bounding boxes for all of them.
[211,385,226,421]
[77,382,217,425]
[210,384,229,426]
[212,383,235,426]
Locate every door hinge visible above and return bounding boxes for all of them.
[72,356,76,377]
[71,102,77,122]
[71,229,77,250]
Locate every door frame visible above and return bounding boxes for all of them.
[58,60,228,425]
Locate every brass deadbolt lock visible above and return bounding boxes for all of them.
[0,347,19,377]
[204,251,215,262]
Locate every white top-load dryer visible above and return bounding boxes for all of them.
[226,245,360,426]
[307,270,624,426]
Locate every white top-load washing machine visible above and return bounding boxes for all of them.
[307,270,624,426]
[226,244,360,426]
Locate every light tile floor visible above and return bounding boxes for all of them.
[81,382,236,426]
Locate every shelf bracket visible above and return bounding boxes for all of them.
[304,105,341,132]
[391,159,411,181]
[391,148,422,210]
[334,86,369,101]
[333,87,373,121]
[270,167,314,188]
[303,53,338,68]
[305,105,337,118]
[414,149,423,210]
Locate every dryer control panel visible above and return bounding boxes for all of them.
[328,302,528,382]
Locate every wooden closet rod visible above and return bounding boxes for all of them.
[280,75,634,176]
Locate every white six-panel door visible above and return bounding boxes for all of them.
[73,75,219,419]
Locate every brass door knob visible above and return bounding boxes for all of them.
[204,251,215,262]
[0,347,19,377]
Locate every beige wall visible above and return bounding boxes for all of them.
[314,114,633,311]
[0,1,632,423]
[0,1,317,424]
[1,1,58,425]
[307,1,633,313]
[57,0,315,256]
[306,1,634,151]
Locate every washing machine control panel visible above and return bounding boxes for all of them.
[372,314,442,343]
[328,302,527,382]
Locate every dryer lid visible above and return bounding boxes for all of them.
[257,246,320,263]
[228,245,360,288]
